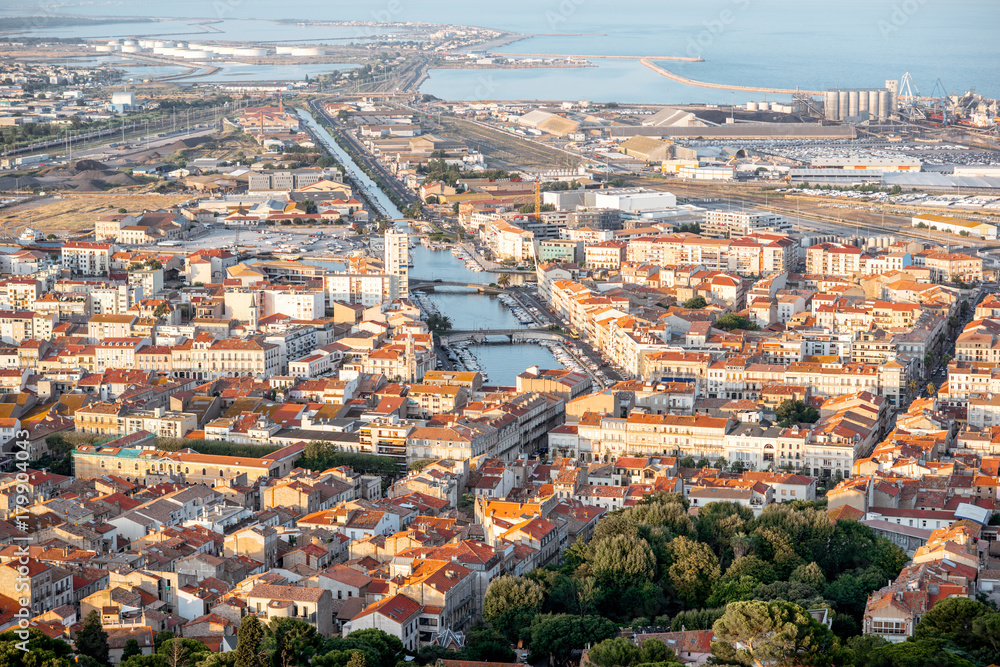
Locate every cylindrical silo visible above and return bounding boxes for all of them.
[838,91,848,120]
[848,90,859,118]
[878,90,889,119]
[859,90,869,117]
[868,90,879,117]
[276,46,294,55]
[825,91,838,121]
[747,101,758,111]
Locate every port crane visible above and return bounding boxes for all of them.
[898,72,925,121]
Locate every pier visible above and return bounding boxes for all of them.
[639,58,824,96]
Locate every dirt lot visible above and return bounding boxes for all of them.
[161,128,260,165]
[0,193,193,238]
[438,117,581,171]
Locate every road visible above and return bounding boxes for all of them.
[308,99,419,209]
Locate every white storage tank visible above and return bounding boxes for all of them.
[848,90,859,118]
[838,91,848,120]
[182,50,209,59]
[824,90,839,121]
[216,46,235,55]
[746,101,758,111]
[154,41,174,48]
[96,45,115,52]
[121,45,141,53]
[275,46,294,55]
[291,47,326,56]
[878,90,889,119]
[234,48,268,57]
[122,39,136,46]
[868,90,879,117]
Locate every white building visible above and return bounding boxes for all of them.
[384,229,409,296]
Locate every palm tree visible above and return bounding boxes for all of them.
[497,273,511,289]
[731,533,753,559]
[907,379,918,395]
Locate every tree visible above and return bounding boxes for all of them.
[590,533,656,588]
[497,273,511,288]
[264,618,325,667]
[155,631,175,651]
[790,562,827,590]
[927,382,937,395]
[586,637,678,667]
[712,600,838,667]
[425,313,453,333]
[914,596,993,645]
[908,379,918,394]
[122,639,143,663]
[464,625,517,663]
[482,575,544,640]
[682,295,707,309]
[863,638,976,667]
[78,610,111,667]
[714,314,760,332]
[342,629,404,667]
[527,614,619,663]
[0,629,74,667]
[235,615,264,667]
[665,536,721,607]
[775,399,820,427]
[345,654,366,667]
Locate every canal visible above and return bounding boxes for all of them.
[298,107,560,386]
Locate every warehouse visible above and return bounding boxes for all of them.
[810,157,921,172]
[911,214,997,239]
[619,135,674,162]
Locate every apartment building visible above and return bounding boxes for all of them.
[62,242,115,276]
[702,210,790,238]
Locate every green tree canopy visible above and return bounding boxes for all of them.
[591,533,656,588]
[775,399,820,427]
[527,614,620,663]
[483,575,545,641]
[714,314,760,332]
[234,615,264,667]
[682,295,707,309]
[586,637,677,667]
[0,629,74,667]
[78,610,111,667]
[665,536,721,608]
[712,600,838,667]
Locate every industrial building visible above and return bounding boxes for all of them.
[677,165,735,181]
[810,157,921,172]
[618,135,675,162]
[911,214,998,239]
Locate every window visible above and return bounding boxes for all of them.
[872,620,906,635]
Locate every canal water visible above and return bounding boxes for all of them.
[298,108,560,386]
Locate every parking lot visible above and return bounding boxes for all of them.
[174,225,367,257]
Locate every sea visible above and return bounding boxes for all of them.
[2,0,997,104]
